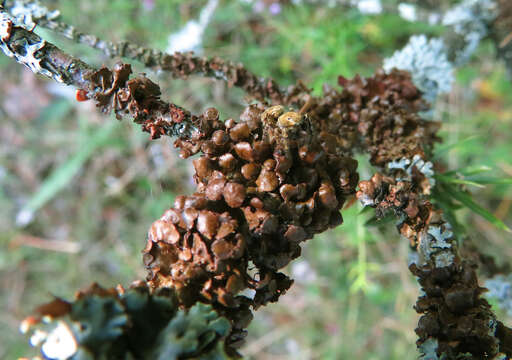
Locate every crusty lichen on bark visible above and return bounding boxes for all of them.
[2,3,512,359]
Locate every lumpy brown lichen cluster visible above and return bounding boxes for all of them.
[356,172,512,357]
[4,8,512,358]
[84,62,197,140]
[411,259,505,358]
[307,69,439,167]
[81,62,363,346]
[77,60,512,358]
[143,104,359,345]
[80,62,441,348]
[357,173,429,246]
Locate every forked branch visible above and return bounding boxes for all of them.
[2,3,511,359]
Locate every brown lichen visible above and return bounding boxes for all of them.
[87,65,444,352]
[4,10,512,357]
[357,171,512,357]
[139,101,359,345]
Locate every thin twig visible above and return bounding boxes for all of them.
[1,6,203,140]
[4,0,294,103]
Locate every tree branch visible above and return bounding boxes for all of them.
[357,170,512,358]
[3,0,302,103]
[1,5,204,140]
[3,2,512,359]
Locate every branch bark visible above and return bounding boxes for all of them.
[2,2,512,359]
[1,6,203,140]
[3,0,302,103]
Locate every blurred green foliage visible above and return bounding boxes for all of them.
[0,1,511,359]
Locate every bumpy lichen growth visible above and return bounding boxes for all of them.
[21,283,232,360]
[141,103,359,345]
[149,302,231,360]
[4,5,512,357]
[72,63,442,352]
[313,69,438,167]
[383,35,454,103]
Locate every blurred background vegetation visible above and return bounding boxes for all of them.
[0,1,511,359]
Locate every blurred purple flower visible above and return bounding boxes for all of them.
[268,3,282,15]
[142,0,155,11]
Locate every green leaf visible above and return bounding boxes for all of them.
[358,205,374,215]
[445,184,511,233]
[434,174,486,188]
[441,166,492,178]
[433,135,480,160]
[466,177,512,185]
[458,165,492,176]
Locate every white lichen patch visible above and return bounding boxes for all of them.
[10,0,61,28]
[40,321,78,360]
[412,156,435,182]
[442,0,497,65]
[383,35,454,103]
[0,10,64,82]
[418,225,455,267]
[387,157,411,172]
[433,251,455,268]
[418,232,434,262]
[486,274,512,316]
[387,154,435,186]
[427,226,453,248]
[419,337,447,360]
[16,39,46,70]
